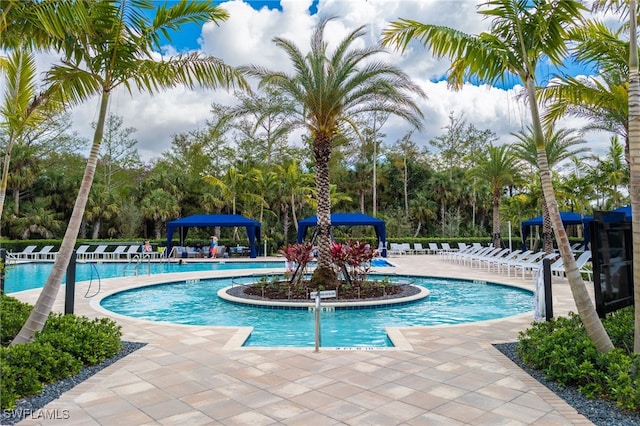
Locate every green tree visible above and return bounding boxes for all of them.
[382,0,614,352]
[0,48,61,225]
[538,19,630,162]
[468,144,520,248]
[588,136,629,209]
[140,188,180,239]
[241,17,424,284]
[6,0,248,344]
[512,126,589,253]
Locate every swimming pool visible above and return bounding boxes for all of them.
[2,258,392,293]
[100,275,533,348]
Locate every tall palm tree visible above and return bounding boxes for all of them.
[0,48,61,225]
[7,0,249,344]
[468,144,520,248]
[240,17,425,284]
[382,0,614,352]
[589,0,640,353]
[630,0,640,354]
[512,126,589,253]
[590,136,629,209]
[538,20,630,162]
[140,188,181,239]
[276,160,315,233]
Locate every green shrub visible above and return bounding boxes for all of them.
[38,313,122,365]
[0,295,125,410]
[602,307,634,353]
[0,342,82,409]
[517,308,639,411]
[0,294,32,345]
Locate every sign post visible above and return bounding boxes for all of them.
[311,290,336,352]
[314,295,321,352]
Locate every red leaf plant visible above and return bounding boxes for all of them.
[279,242,314,285]
[330,238,377,287]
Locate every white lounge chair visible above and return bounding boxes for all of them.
[473,248,511,270]
[126,245,141,259]
[551,251,592,279]
[440,242,456,253]
[412,243,428,255]
[12,245,37,259]
[90,245,110,259]
[450,245,486,264]
[388,243,405,256]
[460,246,495,266]
[75,245,91,260]
[486,249,522,272]
[512,252,556,279]
[111,245,128,259]
[427,243,440,254]
[34,245,56,260]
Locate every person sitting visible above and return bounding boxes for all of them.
[143,240,152,253]
[195,243,203,258]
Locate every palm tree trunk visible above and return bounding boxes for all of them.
[542,194,554,254]
[526,78,613,353]
[492,187,501,248]
[312,135,334,280]
[628,0,640,354]
[290,194,298,232]
[0,139,14,224]
[11,91,110,345]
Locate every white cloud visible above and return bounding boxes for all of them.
[9,0,614,163]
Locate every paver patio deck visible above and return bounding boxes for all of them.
[9,255,594,425]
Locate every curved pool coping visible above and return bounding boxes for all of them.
[88,267,534,350]
[217,284,430,308]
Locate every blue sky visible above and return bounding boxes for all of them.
[61,0,613,161]
[161,0,319,51]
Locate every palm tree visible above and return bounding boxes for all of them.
[7,0,249,344]
[468,144,520,248]
[140,188,181,239]
[589,136,629,209]
[382,0,614,352]
[630,0,640,355]
[0,48,61,225]
[240,17,425,284]
[512,126,589,253]
[276,160,315,233]
[590,0,640,353]
[538,20,629,162]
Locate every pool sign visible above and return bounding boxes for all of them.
[310,290,337,299]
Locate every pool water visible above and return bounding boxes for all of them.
[100,275,532,348]
[3,259,393,294]
[3,261,287,293]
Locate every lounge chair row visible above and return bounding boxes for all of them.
[74,244,150,260]
[444,244,593,280]
[387,242,459,256]
[7,245,57,260]
[6,243,167,262]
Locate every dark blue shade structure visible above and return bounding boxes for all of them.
[521,211,593,250]
[166,214,261,258]
[297,213,386,256]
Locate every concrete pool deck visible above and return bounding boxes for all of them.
[10,255,594,425]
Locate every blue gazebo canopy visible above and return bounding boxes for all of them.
[297,213,386,253]
[166,214,261,258]
[521,211,593,250]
